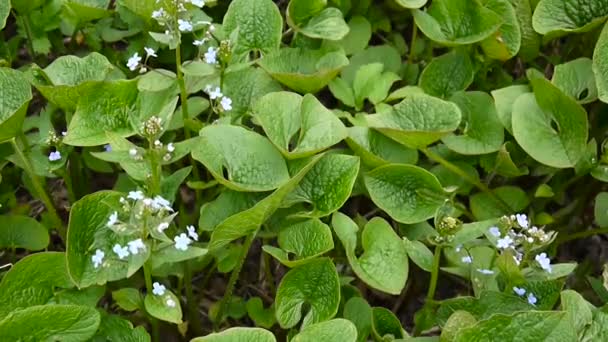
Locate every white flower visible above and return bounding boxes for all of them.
[193,39,207,46]
[129,148,138,157]
[476,268,494,275]
[535,252,552,273]
[208,87,222,99]
[127,53,142,71]
[92,249,105,268]
[496,235,514,249]
[166,298,176,307]
[516,213,529,228]
[127,238,146,255]
[144,47,157,58]
[189,0,205,7]
[204,47,218,64]
[455,244,462,253]
[187,225,199,241]
[128,190,144,201]
[174,233,192,251]
[104,144,112,152]
[208,24,215,32]
[152,195,173,212]
[157,222,170,233]
[154,140,162,148]
[527,293,537,305]
[143,198,153,207]
[513,287,526,296]
[61,131,67,136]
[48,151,62,161]
[220,97,232,111]
[178,19,193,32]
[152,282,166,296]
[107,211,119,227]
[488,226,501,237]
[461,256,472,264]
[151,8,165,19]
[113,244,130,259]
[166,143,175,153]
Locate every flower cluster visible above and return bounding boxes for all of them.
[513,286,538,305]
[204,85,232,112]
[126,47,157,73]
[151,0,213,43]
[46,130,66,162]
[152,282,177,307]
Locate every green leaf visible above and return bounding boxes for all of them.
[552,58,598,104]
[62,0,111,28]
[144,290,182,324]
[403,237,434,272]
[441,310,477,342]
[263,218,334,267]
[332,213,409,294]
[480,0,521,60]
[491,84,530,133]
[431,161,480,195]
[285,154,360,217]
[580,310,608,341]
[593,22,608,104]
[258,48,349,93]
[67,191,150,288]
[419,50,475,98]
[365,94,462,149]
[222,0,283,54]
[364,164,446,224]
[0,305,100,342]
[191,327,276,342]
[509,0,540,61]
[0,0,9,29]
[91,312,151,342]
[112,288,143,312]
[532,0,608,36]
[595,192,608,226]
[253,92,347,158]
[199,191,264,232]
[292,319,358,342]
[223,66,282,119]
[328,16,372,55]
[51,286,105,307]
[372,307,405,340]
[0,252,72,319]
[353,63,400,109]
[341,45,402,85]
[0,68,32,143]
[437,291,533,326]
[512,76,588,168]
[287,0,325,25]
[560,290,593,334]
[470,186,529,220]
[442,91,504,155]
[298,8,350,41]
[192,125,290,192]
[395,0,427,9]
[275,257,340,329]
[150,245,208,269]
[343,297,372,342]
[246,297,276,329]
[346,127,418,167]
[0,215,49,250]
[412,0,503,46]
[454,311,576,341]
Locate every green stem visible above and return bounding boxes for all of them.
[61,169,76,204]
[143,262,160,342]
[21,15,36,59]
[556,227,608,245]
[148,145,162,196]
[408,22,418,65]
[184,262,202,336]
[10,139,64,236]
[426,245,442,303]
[214,233,256,330]
[262,243,276,296]
[421,148,513,213]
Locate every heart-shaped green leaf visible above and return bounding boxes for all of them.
[372,307,405,340]
[561,290,594,333]
[0,68,32,143]
[292,319,358,342]
[365,94,462,149]
[253,92,347,158]
[491,84,531,133]
[332,213,409,295]
[192,125,290,192]
[191,327,276,342]
[346,127,418,167]
[593,22,608,104]
[552,58,598,104]
[403,237,434,272]
[470,186,529,220]
[352,63,400,109]
[364,164,446,224]
[326,16,372,55]
[412,0,503,46]
[258,48,349,93]
[275,257,339,329]
[92,312,151,341]
[0,215,49,251]
[287,0,325,25]
[296,8,350,41]
[246,297,276,329]
[144,290,182,324]
[532,0,608,37]
[419,50,475,98]
[222,0,283,54]
[343,297,372,342]
[341,45,401,85]
[480,0,521,60]
[222,66,282,120]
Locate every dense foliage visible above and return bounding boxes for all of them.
[2,0,608,340]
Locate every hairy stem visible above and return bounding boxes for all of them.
[143,262,160,342]
[184,262,202,335]
[408,23,418,65]
[426,245,442,303]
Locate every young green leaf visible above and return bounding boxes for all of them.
[403,237,434,272]
[532,0,608,36]
[346,127,418,167]
[419,50,475,98]
[491,84,531,133]
[0,68,32,143]
[246,297,276,329]
[480,0,521,60]
[0,215,49,250]
[352,63,400,109]
[112,288,143,312]
[371,307,405,340]
[332,213,409,295]
[552,58,598,104]
[144,290,182,324]
[222,0,283,54]
[297,8,350,41]
[292,319,358,342]
[327,16,372,55]
[191,327,276,342]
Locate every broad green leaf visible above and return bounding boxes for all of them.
[442,91,504,155]
[292,319,358,342]
[343,297,372,342]
[0,68,32,143]
[51,286,105,307]
[223,66,282,119]
[470,186,529,220]
[199,191,264,231]
[32,53,117,110]
[253,92,347,158]
[329,16,372,55]
[341,45,401,85]
[222,0,283,54]
[480,0,521,60]
[364,164,446,224]
[0,215,49,250]
[512,77,588,168]
[150,245,208,269]
[441,311,477,342]
[371,307,405,340]
[62,0,111,27]
[396,0,427,9]
[0,252,72,319]
[112,288,143,312]
[246,297,276,329]
[0,305,100,342]
[263,218,334,267]
[593,22,608,104]
[491,84,530,133]
[285,154,359,217]
[346,127,418,167]
[287,0,325,25]
[191,327,276,342]
[509,0,540,61]
[403,238,434,272]
[560,290,593,333]
[332,213,409,295]
[437,291,533,326]
[532,0,608,36]
[208,154,323,250]
[91,312,151,342]
[328,77,355,107]
[67,191,150,288]
[275,258,340,329]
[431,161,480,195]
[0,0,9,29]
[552,58,598,104]
[192,125,290,192]
[412,0,503,46]
[580,310,608,341]
[258,48,349,93]
[419,50,475,98]
[365,94,462,149]
[594,192,608,226]
[454,311,576,341]
[352,63,400,109]
[450,220,499,246]
[144,290,182,324]
[298,8,350,40]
